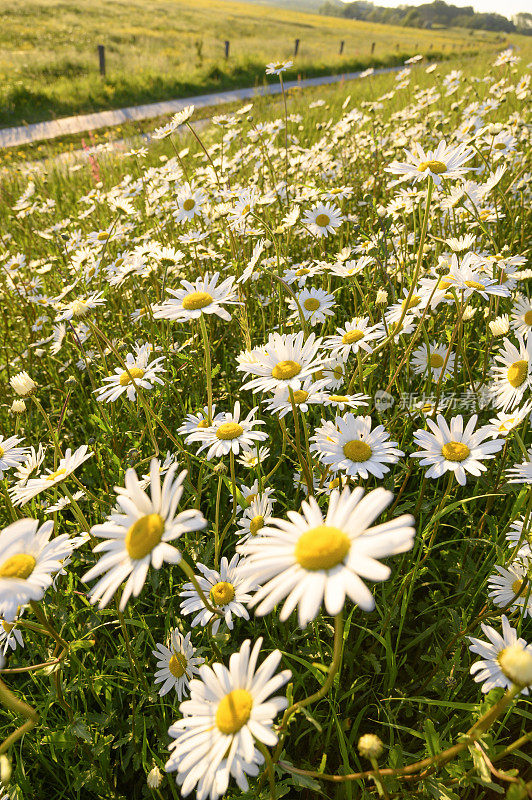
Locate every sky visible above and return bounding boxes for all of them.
[341,0,530,19]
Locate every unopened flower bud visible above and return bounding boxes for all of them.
[214,462,228,475]
[358,733,384,760]
[10,399,26,413]
[147,765,163,789]
[376,289,388,305]
[489,315,510,336]
[10,371,36,397]
[0,754,11,784]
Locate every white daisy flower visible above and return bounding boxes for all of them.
[165,638,290,800]
[238,486,415,627]
[325,317,381,360]
[152,629,204,699]
[490,336,532,410]
[83,460,206,610]
[411,414,504,486]
[288,287,335,326]
[154,273,239,323]
[266,59,293,74]
[485,402,532,438]
[0,436,28,479]
[237,331,325,395]
[179,554,255,634]
[301,203,343,237]
[177,405,223,436]
[507,517,531,561]
[9,371,37,397]
[329,257,372,279]
[311,414,404,480]
[94,343,166,402]
[386,139,474,186]
[511,295,532,340]
[55,291,106,322]
[411,342,455,382]
[10,445,93,507]
[469,615,532,694]
[0,518,78,621]
[263,378,327,419]
[0,612,25,655]
[174,183,206,223]
[185,402,268,460]
[315,357,349,389]
[236,494,275,545]
[233,481,274,510]
[507,449,532,484]
[14,444,46,485]
[321,392,369,412]
[488,560,532,617]
[447,253,509,301]
[236,446,270,469]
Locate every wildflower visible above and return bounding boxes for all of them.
[10,371,36,397]
[154,273,239,322]
[152,629,203,699]
[469,615,532,694]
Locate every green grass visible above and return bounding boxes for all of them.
[0,0,506,128]
[0,46,531,800]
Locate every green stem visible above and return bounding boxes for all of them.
[198,314,213,425]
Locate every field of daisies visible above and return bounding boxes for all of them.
[0,46,531,800]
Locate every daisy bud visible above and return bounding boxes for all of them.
[358,734,384,760]
[10,399,26,413]
[489,315,510,336]
[214,462,228,475]
[376,289,388,305]
[9,371,37,397]
[146,765,163,789]
[462,306,476,321]
[499,644,532,688]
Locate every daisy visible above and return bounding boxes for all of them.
[10,445,93,507]
[386,139,474,186]
[329,256,372,279]
[238,486,416,627]
[321,392,369,412]
[316,357,349,389]
[301,203,343,237]
[411,343,455,382]
[55,291,106,322]
[10,371,36,397]
[507,517,531,561]
[485,402,532,438]
[469,615,532,695]
[507,449,532,484]
[237,331,325,395]
[0,435,28,479]
[14,444,46,485]
[152,629,203,699]
[154,273,239,323]
[179,554,255,634]
[83,460,206,610]
[263,378,327,419]
[511,295,532,340]
[165,638,290,800]
[186,402,268,460]
[411,414,504,486]
[266,59,293,74]
[490,336,532,410]
[0,612,25,655]
[288,287,335,326]
[0,518,78,621]
[174,183,206,223]
[94,344,165,403]
[233,481,274,510]
[237,446,270,469]
[236,494,275,544]
[446,253,509,301]
[488,560,532,618]
[177,405,223,437]
[325,318,381,360]
[311,415,404,480]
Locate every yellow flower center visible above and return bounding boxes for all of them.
[197,419,209,428]
[249,515,264,536]
[429,353,444,368]
[97,231,109,241]
[512,579,523,595]
[182,291,213,311]
[441,441,470,462]
[216,422,244,440]
[295,525,350,571]
[402,295,421,310]
[328,477,341,489]
[333,365,344,380]
[343,440,372,462]
[342,329,364,345]
[216,689,253,734]
[119,367,145,386]
[438,278,452,289]
[246,493,257,505]
[292,390,309,404]
[0,446,3,458]
[168,652,188,678]
[45,467,67,482]
[183,198,195,211]
[2,621,14,633]
[210,581,235,606]
[241,204,251,215]
[464,280,485,291]
[304,298,321,312]
[315,213,330,227]
[329,395,349,402]
[494,142,507,150]
[417,160,447,174]
[0,554,36,579]
[524,310,532,326]
[71,300,89,317]
[271,360,301,380]
[507,360,528,388]
[125,513,165,560]
[295,268,310,276]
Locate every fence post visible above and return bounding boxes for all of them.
[371,42,375,54]
[294,38,300,57]
[339,40,344,54]
[224,40,230,59]
[98,44,106,77]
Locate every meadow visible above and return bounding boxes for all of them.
[0,44,531,800]
[0,0,504,128]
